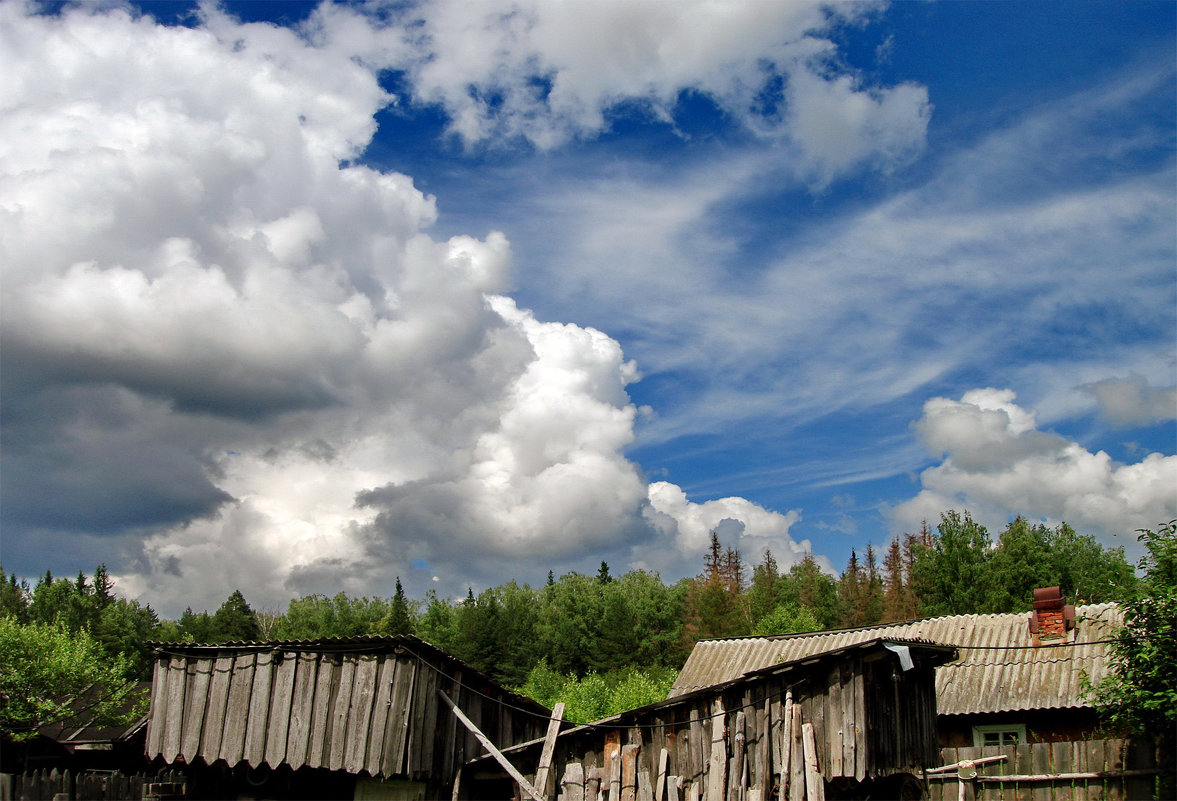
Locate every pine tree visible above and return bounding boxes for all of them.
[210,590,260,643]
[373,578,414,636]
[862,545,884,625]
[882,538,917,622]
[838,550,864,627]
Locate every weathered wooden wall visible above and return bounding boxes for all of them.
[927,739,1160,801]
[470,644,945,801]
[1,768,185,801]
[145,643,547,785]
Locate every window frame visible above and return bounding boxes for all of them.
[971,723,1027,748]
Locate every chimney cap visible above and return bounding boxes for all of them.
[1032,586,1065,610]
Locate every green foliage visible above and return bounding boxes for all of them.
[517,662,678,724]
[0,618,143,742]
[277,592,391,640]
[910,510,993,617]
[1087,523,1176,731]
[371,578,415,637]
[752,602,820,636]
[0,568,30,623]
[8,565,159,678]
[1086,521,1176,798]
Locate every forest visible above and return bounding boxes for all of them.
[0,511,1144,730]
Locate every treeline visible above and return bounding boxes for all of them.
[0,511,1138,692]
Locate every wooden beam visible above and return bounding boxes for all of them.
[801,722,824,801]
[437,690,545,801]
[533,702,565,800]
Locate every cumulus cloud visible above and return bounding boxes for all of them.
[888,389,1177,544]
[359,0,929,183]
[1083,374,1177,427]
[0,3,810,614]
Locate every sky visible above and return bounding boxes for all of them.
[1,0,1174,618]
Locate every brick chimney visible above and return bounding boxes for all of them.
[1028,586,1075,646]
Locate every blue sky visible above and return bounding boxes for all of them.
[1,1,1173,616]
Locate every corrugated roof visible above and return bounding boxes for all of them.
[669,603,1122,715]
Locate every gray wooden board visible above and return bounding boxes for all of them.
[162,658,188,762]
[382,658,414,776]
[366,655,396,775]
[222,653,256,767]
[265,652,298,769]
[307,655,336,769]
[201,656,232,760]
[345,655,379,774]
[180,658,212,762]
[242,651,274,766]
[328,656,357,771]
[285,652,318,769]
[146,659,166,757]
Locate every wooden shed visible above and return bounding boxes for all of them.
[462,638,957,801]
[144,635,552,800]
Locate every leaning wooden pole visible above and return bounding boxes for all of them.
[438,690,546,801]
[534,702,566,799]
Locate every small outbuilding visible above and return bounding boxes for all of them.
[462,638,957,801]
[144,635,552,800]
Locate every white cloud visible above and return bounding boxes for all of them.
[1,3,813,614]
[1083,374,1177,427]
[375,0,927,182]
[642,481,817,575]
[888,389,1177,545]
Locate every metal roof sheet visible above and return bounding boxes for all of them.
[669,603,1122,715]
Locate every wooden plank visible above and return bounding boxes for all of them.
[779,691,793,799]
[415,660,440,776]
[285,652,319,770]
[689,707,704,786]
[787,705,804,801]
[306,654,337,769]
[437,689,545,801]
[162,658,188,762]
[563,762,586,801]
[622,743,640,801]
[608,735,623,801]
[264,651,298,769]
[754,696,769,797]
[365,655,396,776]
[180,658,212,763]
[826,663,841,779]
[534,702,567,799]
[242,650,274,766]
[801,722,824,801]
[146,658,167,758]
[382,658,417,777]
[731,709,746,801]
[344,654,379,774]
[705,697,726,801]
[328,655,357,771]
[638,768,654,801]
[222,652,256,767]
[655,747,669,801]
[584,752,601,801]
[847,664,862,780]
[201,655,232,761]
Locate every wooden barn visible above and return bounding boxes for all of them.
[461,638,957,801]
[669,595,1163,800]
[144,635,553,800]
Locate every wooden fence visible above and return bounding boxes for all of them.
[927,739,1159,801]
[0,769,185,801]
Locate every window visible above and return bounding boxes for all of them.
[972,723,1026,748]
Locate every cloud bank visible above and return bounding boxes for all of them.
[310,0,929,183]
[0,3,815,614]
[889,389,1177,544]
